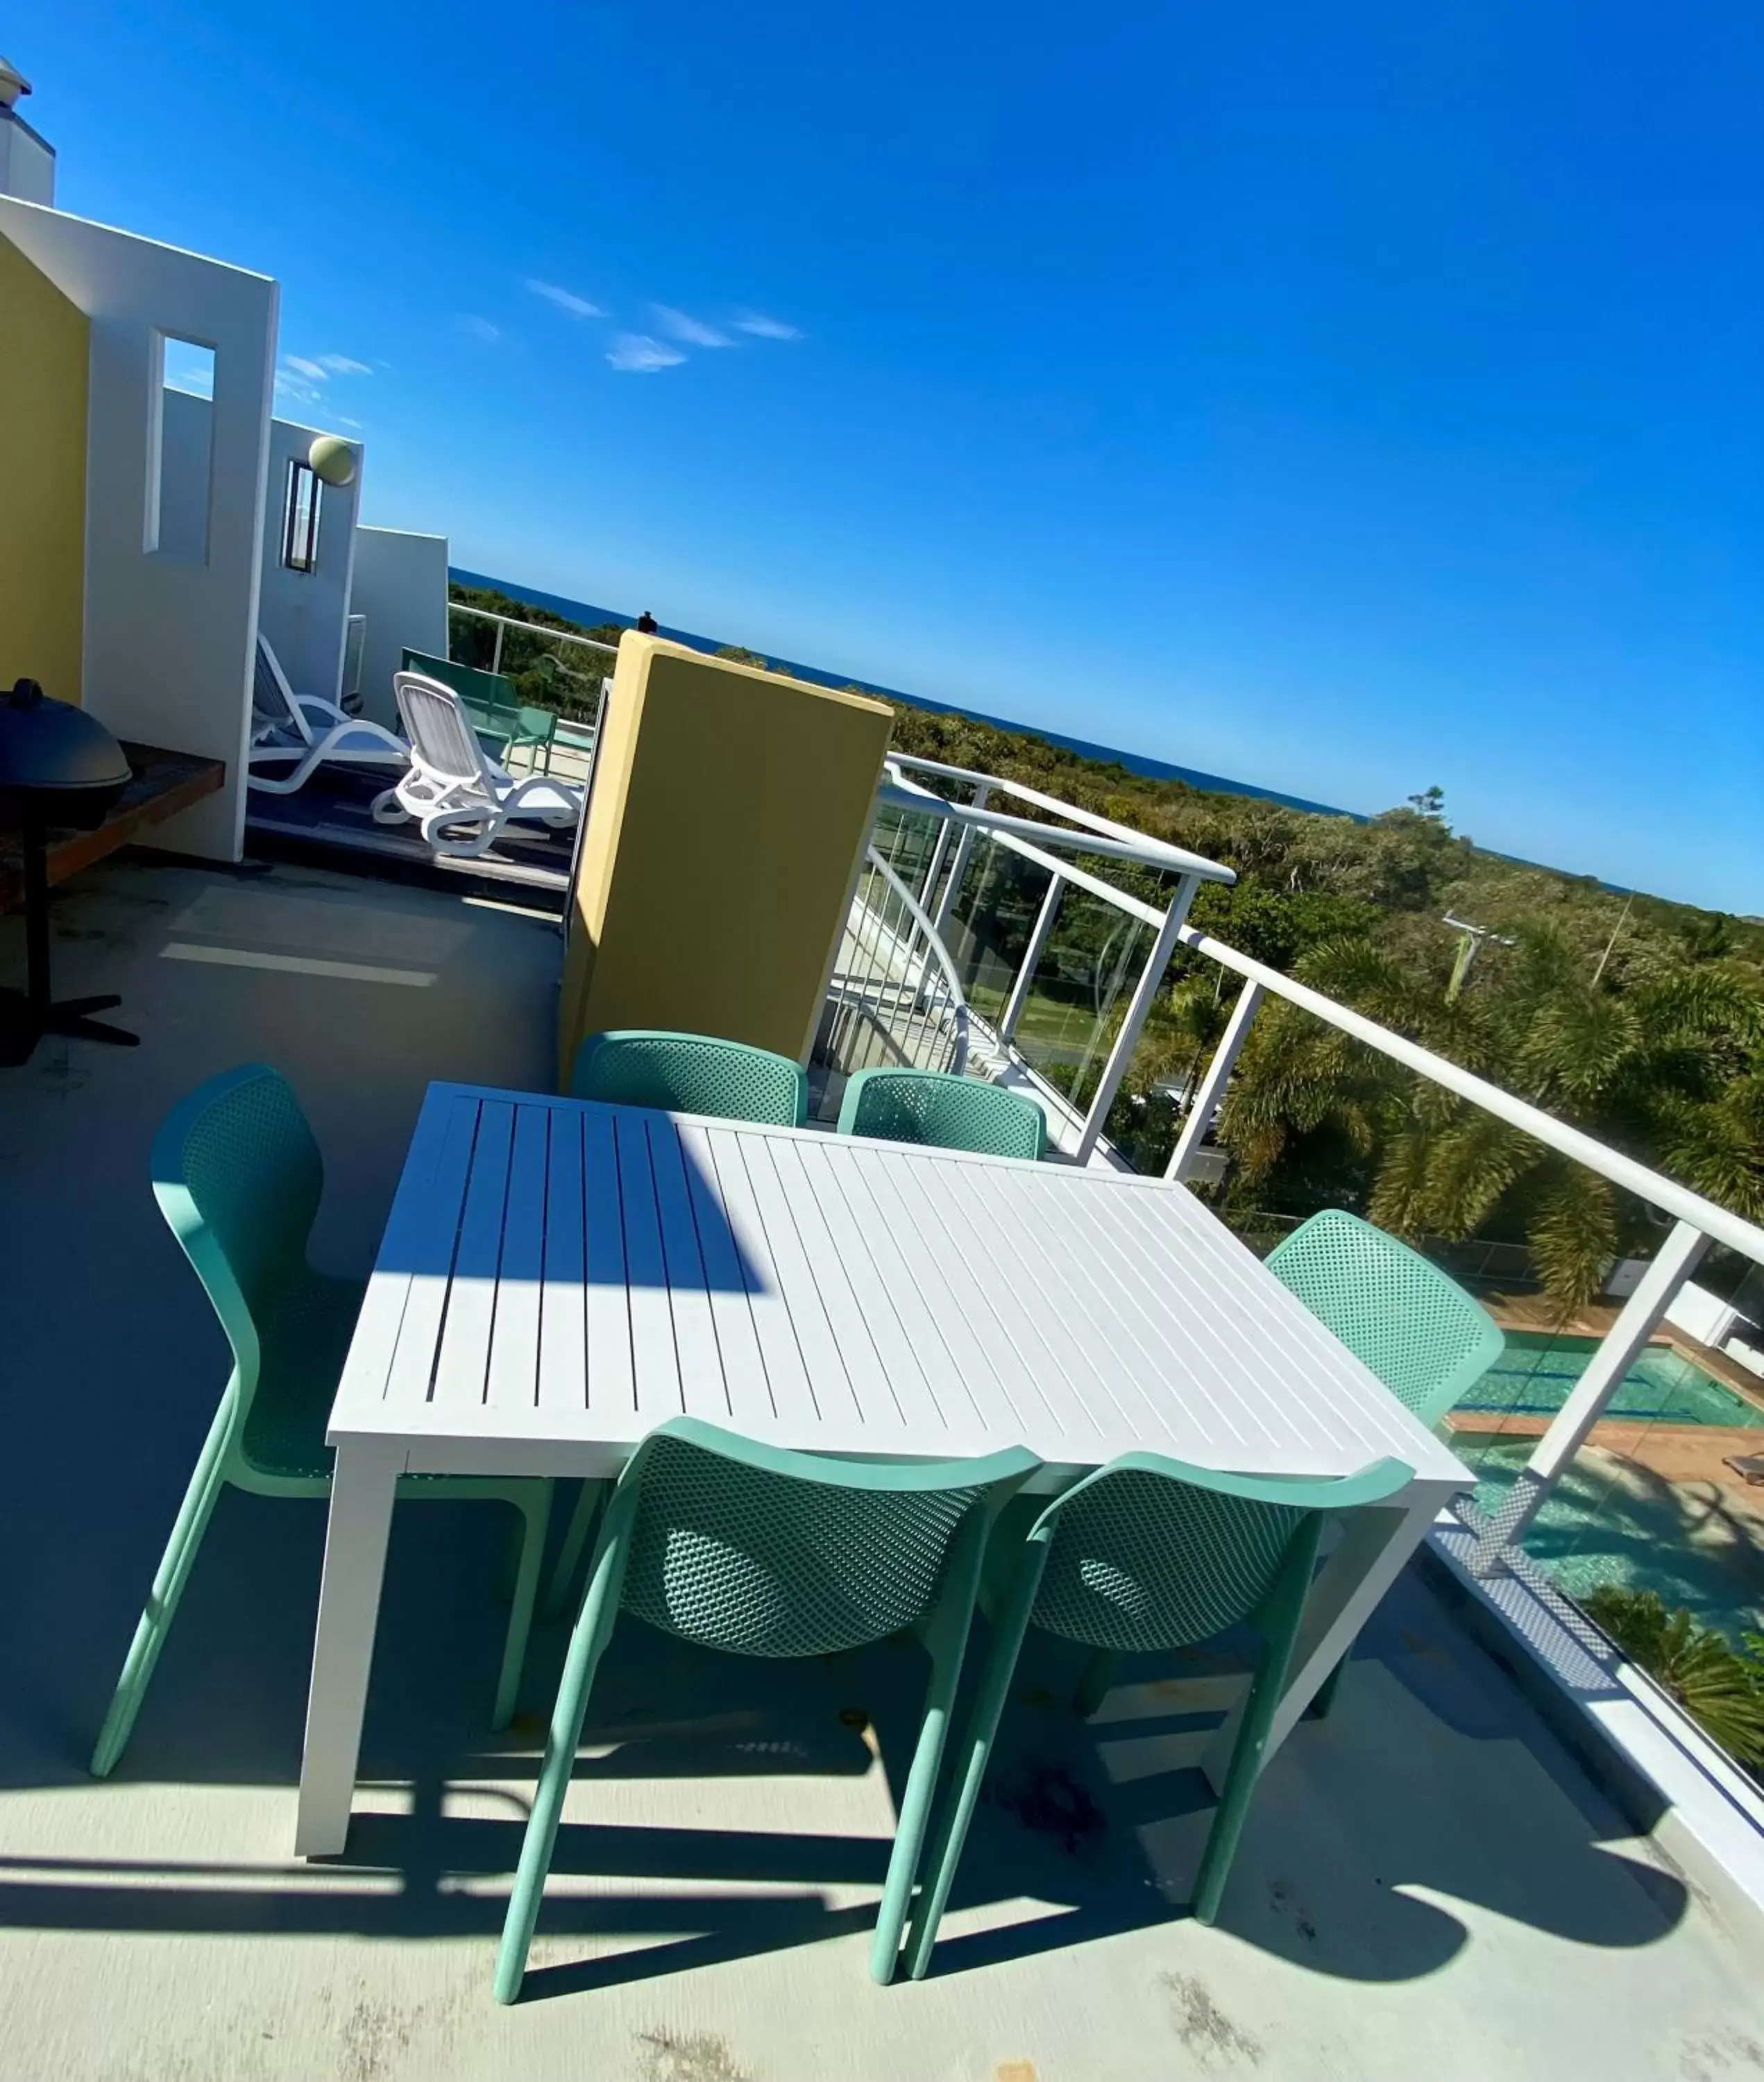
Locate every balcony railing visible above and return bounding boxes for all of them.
[811,841,971,1122]
[446,602,617,718]
[840,751,1764,1679]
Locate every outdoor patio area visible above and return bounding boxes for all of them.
[2,854,1763,2081]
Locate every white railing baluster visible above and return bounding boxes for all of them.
[919,818,951,911]
[1166,979,1264,1183]
[999,872,1064,1044]
[849,747,1764,1600]
[1076,873,1202,1165]
[931,784,990,936]
[1472,1219,1711,1566]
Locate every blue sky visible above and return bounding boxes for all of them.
[18,1,1763,911]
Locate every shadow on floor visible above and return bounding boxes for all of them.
[0,1488,1691,2002]
[0,855,1696,2011]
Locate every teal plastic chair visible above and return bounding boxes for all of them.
[90,1065,553,1779]
[837,1067,1046,1161]
[495,1416,1038,2002]
[1265,1210,1506,1426]
[899,1451,1413,1979]
[1265,1209,1504,1716]
[548,1031,811,1613]
[570,1028,808,1127]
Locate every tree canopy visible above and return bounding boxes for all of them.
[449,581,1763,1307]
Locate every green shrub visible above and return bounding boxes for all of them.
[1580,1586,1764,1766]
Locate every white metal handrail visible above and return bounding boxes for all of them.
[815,840,972,1105]
[868,749,1764,1581]
[864,844,972,1076]
[448,601,620,679]
[891,748,1224,867]
[883,761,1235,884]
[1173,926,1764,1266]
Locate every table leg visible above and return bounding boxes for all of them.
[295,1444,400,1857]
[1201,1492,1445,1792]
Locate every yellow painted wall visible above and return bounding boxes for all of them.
[559,635,894,1084]
[0,231,87,704]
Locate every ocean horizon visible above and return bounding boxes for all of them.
[450,568,1363,824]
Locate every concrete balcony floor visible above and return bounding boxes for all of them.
[1,854,1761,2082]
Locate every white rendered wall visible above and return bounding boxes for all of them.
[349,525,449,726]
[0,196,275,860]
[256,418,361,705]
[1666,1279,1741,1352]
[158,386,215,564]
[0,110,54,205]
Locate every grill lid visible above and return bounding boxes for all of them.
[0,680,131,795]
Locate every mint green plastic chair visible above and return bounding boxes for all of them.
[495,1415,1037,2003]
[570,1028,808,1126]
[548,1032,811,1615]
[1265,1210,1506,1426]
[90,1065,553,1779]
[837,1067,1046,1161]
[1265,1209,1503,1717]
[899,1451,1412,1979]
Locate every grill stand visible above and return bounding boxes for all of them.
[0,811,138,1065]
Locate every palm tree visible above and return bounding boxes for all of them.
[1581,1588,1764,1767]
[1216,925,1764,1314]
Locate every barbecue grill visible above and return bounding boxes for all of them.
[0,678,135,1064]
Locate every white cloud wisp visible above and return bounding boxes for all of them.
[525,278,604,319]
[652,304,733,348]
[732,311,803,339]
[607,333,688,373]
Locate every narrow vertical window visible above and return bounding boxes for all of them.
[146,335,217,562]
[281,458,322,572]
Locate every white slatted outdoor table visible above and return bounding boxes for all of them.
[295,1081,1472,1856]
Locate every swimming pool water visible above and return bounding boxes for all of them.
[1464,1441,1763,1643]
[1463,1334,1764,1430]
[1454,1335,1764,1650]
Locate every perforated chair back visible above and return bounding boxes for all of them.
[571,1029,807,1127]
[1025,1453,1408,1654]
[613,1421,1037,1657]
[1265,1209,1504,1425]
[151,1065,323,1385]
[896,1446,1414,1975]
[393,672,499,789]
[838,1067,1045,1160]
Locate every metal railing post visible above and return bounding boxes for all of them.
[491,621,505,677]
[1470,1218,1710,1569]
[1165,979,1263,1183]
[919,819,951,911]
[1076,873,1201,1165]
[999,872,1064,1044]
[932,785,990,936]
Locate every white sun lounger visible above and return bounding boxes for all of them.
[372,672,584,859]
[248,634,409,795]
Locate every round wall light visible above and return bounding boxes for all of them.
[307,434,358,487]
